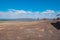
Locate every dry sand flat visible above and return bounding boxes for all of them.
[0,21,60,40]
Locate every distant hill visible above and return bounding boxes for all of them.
[0,18,58,21]
[0,18,37,21]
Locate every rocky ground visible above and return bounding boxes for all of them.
[0,21,60,40]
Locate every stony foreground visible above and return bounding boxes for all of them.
[0,21,60,40]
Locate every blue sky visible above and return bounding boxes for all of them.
[0,0,60,19]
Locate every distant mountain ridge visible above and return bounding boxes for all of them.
[0,18,37,21]
[0,18,57,21]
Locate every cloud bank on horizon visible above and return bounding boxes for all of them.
[0,9,60,19]
[0,0,60,19]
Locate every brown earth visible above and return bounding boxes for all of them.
[0,21,60,40]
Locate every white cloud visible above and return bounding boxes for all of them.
[0,9,59,19]
[57,12,60,14]
[33,11,40,14]
[40,10,56,17]
[27,11,32,14]
[8,9,27,14]
[41,10,55,14]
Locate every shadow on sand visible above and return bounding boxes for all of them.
[51,21,60,30]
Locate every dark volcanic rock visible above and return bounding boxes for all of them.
[51,21,60,30]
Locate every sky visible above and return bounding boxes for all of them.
[0,0,60,19]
